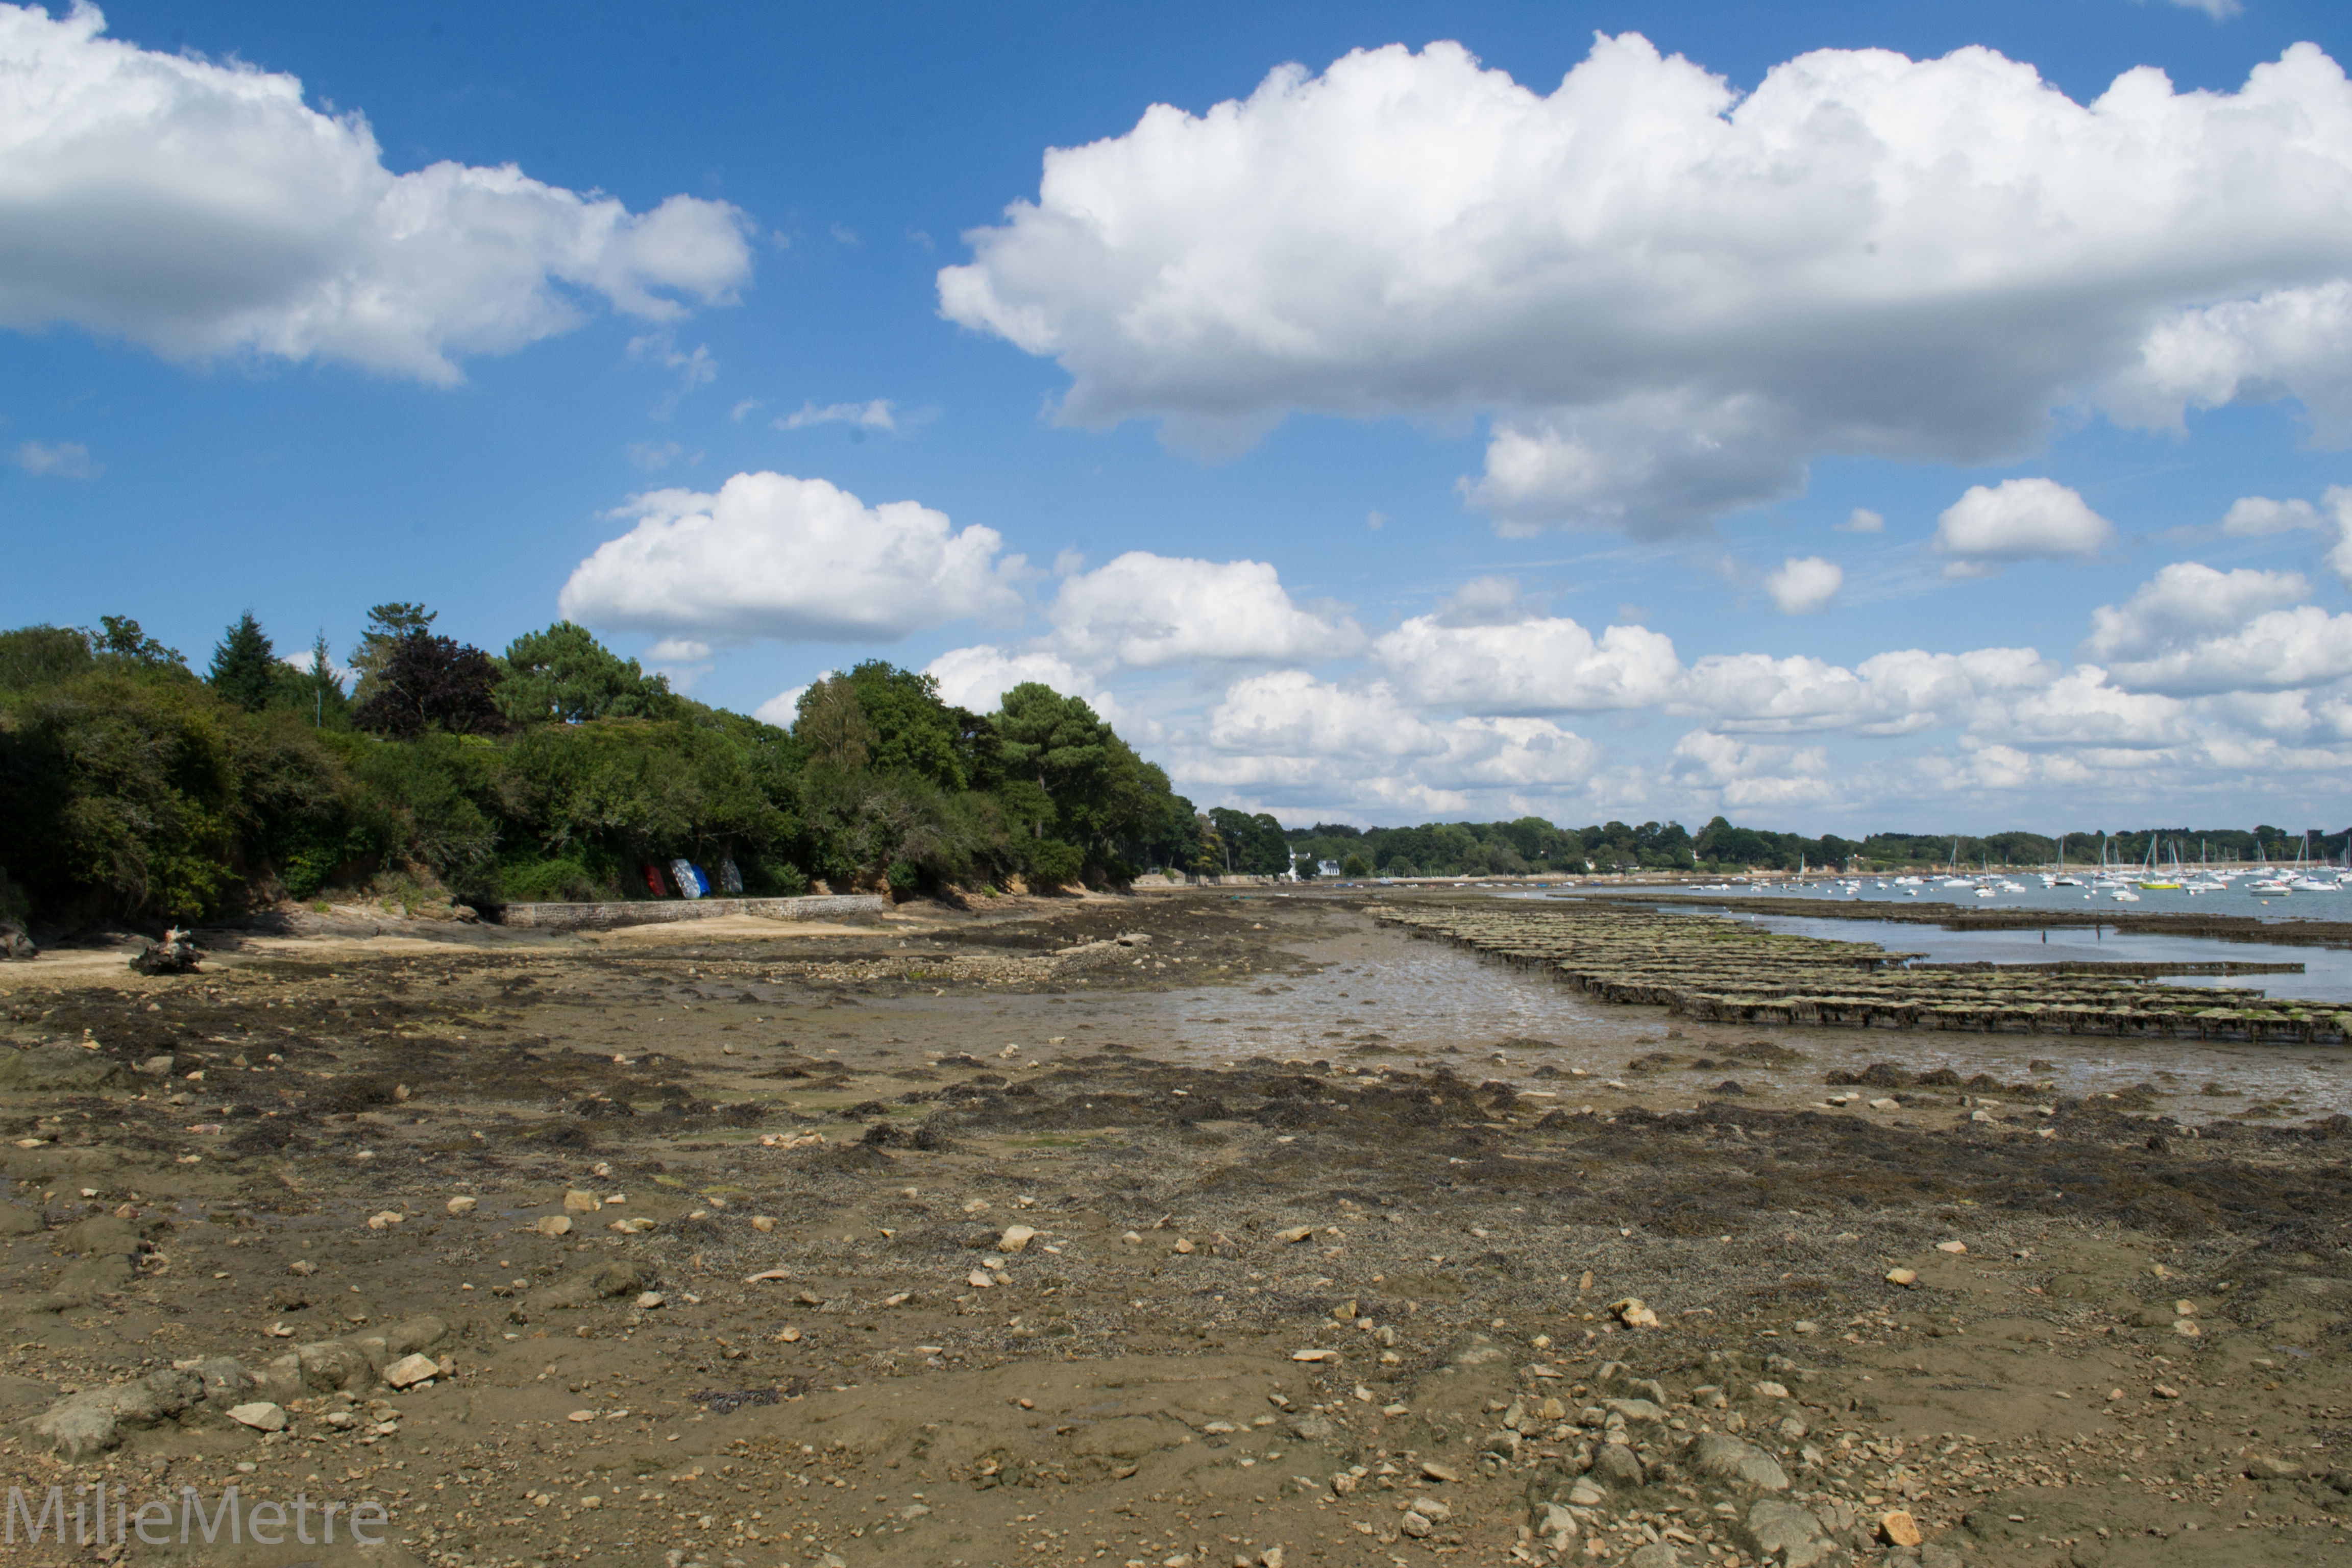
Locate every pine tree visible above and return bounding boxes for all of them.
[206,611,276,712]
[305,628,343,726]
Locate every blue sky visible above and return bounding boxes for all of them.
[7,0,2352,833]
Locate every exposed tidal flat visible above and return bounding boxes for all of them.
[0,889,2345,1567]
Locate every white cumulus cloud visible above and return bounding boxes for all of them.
[0,4,751,382]
[1763,556,1842,614]
[779,399,897,431]
[2083,561,2312,662]
[944,34,2352,533]
[2220,496,2326,536]
[558,472,1024,645]
[1932,478,2114,568]
[1369,611,1681,714]
[1047,553,1360,669]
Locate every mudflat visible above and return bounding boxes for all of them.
[0,889,2346,1568]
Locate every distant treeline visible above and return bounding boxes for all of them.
[1284,817,2351,878]
[0,608,1210,927]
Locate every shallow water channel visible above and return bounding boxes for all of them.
[1110,906,2352,1125]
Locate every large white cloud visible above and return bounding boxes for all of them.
[1047,552,1360,668]
[558,473,1024,644]
[1932,478,2114,567]
[2082,562,2312,662]
[1369,610,1680,713]
[944,35,2352,533]
[0,4,750,381]
[1195,669,1601,808]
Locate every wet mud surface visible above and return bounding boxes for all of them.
[0,891,2347,1568]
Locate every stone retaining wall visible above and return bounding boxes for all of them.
[492,894,888,932]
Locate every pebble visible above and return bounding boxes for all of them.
[365,1210,404,1231]
[1276,1225,1314,1243]
[1935,1241,1967,1254]
[1879,1510,1923,1548]
[1419,1460,1459,1483]
[750,1216,777,1233]
[1884,1268,1917,1287]
[227,1401,287,1432]
[446,1196,477,1216]
[1291,1349,1338,1363]
[1609,1297,1660,1329]
[636,1292,666,1309]
[1000,1223,1037,1252]
[563,1190,599,1214]
[382,1354,439,1389]
[537,1215,573,1237]
[967,1269,995,1289]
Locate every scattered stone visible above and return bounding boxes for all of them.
[1752,1380,1791,1400]
[1276,1224,1314,1243]
[1589,1443,1645,1490]
[1398,1511,1432,1539]
[2245,1454,2306,1481]
[227,1401,288,1432]
[1880,1509,1923,1548]
[563,1190,600,1214]
[536,1215,573,1237]
[381,1353,440,1388]
[366,1210,404,1230]
[1000,1223,1038,1252]
[1885,1268,1917,1287]
[750,1215,777,1232]
[1419,1460,1459,1483]
[636,1291,666,1309]
[1934,1241,1967,1254]
[1742,1499,1833,1568]
[1609,1296,1660,1329]
[446,1196,478,1216]
[1628,1545,1681,1568]
[1690,1433,1790,1492]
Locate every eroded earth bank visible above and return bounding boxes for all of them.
[0,890,2347,1568]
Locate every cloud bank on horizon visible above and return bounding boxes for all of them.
[941,34,2352,537]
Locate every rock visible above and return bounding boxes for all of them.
[1743,1499,1833,1568]
[1691,1433,1790,1492]
[33,1368,201,1458]
[227,1400,288,1432]
[293,1339,373,1392]
[636,1291,666,1309]
[1398,1511,1432,1539]
[1,923,37,960]
[130,929,200,975]
[1408,1499,1451,1522]
[1288,1416,1335,1441]
[563,1189,600,1214]
[190,1357,259,1403]
[536,1215,573,1236]
[1567,1479,1606,1506]
[1880,1509,1924,1548]
[447,1196,478,1215]
[2132,1304,2177,1328]
[1448,1332,1507,1367]
[525,1261,650,1312]
[999,1223,1037,1252]
[1259,1548,1285,1568]
[1483,1428,1523,1459]
[367,1210,405,1230]
[1935,1241,1967,1254]
[1752,1380,1791,1400]
[1605,1397,1667,1423]
[1589,1443,1645,1490]
[1420,1460,1460,1483]
[1885,1268,1918,1287]
[1609,1296,1660,1329]
[1275,1224,1314,1243]
[2245,1453,2306,1480]
[382,1353,440,1388]
[1628,1545,1681,1568]
[135,1054,175,1075]
[54,1214,143,1257]
[0,1046,129,1092]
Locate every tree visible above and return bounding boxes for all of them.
[1340,852,1372,877]
[352,632,507,739]
[349,603,436,706]
[496,622,678,725]
[92,616,184,670]
[995,684,1113,840]
[794,676,874,773]
[207,611,277,712]
[0,625,94,690]
[845,662,967,788]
